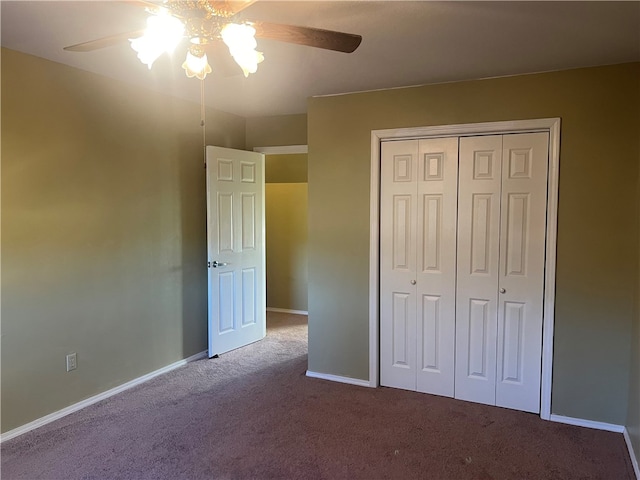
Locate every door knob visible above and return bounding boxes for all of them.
[499,288,506,294]
[411,280,417,285]
[209,260,229,268]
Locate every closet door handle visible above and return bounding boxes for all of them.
[410,280,417,285]
[499,288,506,294]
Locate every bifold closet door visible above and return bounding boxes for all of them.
[495,132,548,413]
[380,138,458,397]
[454,135,503,406]
[380,140,418,391]
[455,132,549,413]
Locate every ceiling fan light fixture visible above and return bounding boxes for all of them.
[182,47,212,80]
[232,49,264,77]
[221,23,264,77]
[221,23,257,51]
[65,2,362,82]
[130,11,185,69]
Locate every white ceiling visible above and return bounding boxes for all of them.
[2,1,639,118]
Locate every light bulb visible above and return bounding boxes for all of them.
[130,11,184,69]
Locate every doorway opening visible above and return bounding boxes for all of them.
[255,145,309,344]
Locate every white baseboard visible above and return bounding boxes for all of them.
[266,307,308,316]
[305,370,371,388]
[543,415,640,478]
[624,427,640,480]
[1,350,208,443]
[549,414,625,433]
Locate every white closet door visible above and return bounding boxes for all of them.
[380,138,458,396]
[381,132,548,413]
[455,135,503,406]
[415,138,458,397]
[380,140,419,391]
[495,132,549,413]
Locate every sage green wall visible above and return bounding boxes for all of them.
[245,114,307,149]
[307,62,640,425]
[265,183,308,312]
[1,48,246,433]
[265,153,308,183]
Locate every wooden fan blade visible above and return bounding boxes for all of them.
[252,21,362,53]
[63,30,145,52]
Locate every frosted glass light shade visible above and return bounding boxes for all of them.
[182,51,212,80]
[221,23,264,77]
[231,49,264,77]
[130,12,184,69]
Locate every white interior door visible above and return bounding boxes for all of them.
[455,135,503,407]
[206,146,266,357]
[495,132,548,413]
[380,138,458,397]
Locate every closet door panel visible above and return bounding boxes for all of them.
[455,135,502,406]
[416,138,458,397]
[380,140,419,391]
[496,132,549,413]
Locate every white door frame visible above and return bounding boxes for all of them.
[369,118,561,420]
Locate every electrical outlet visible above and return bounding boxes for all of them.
[66,352,77,372]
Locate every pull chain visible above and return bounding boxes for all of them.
[201,78,206,166]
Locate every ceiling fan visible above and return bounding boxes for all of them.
[63,0,363,80]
